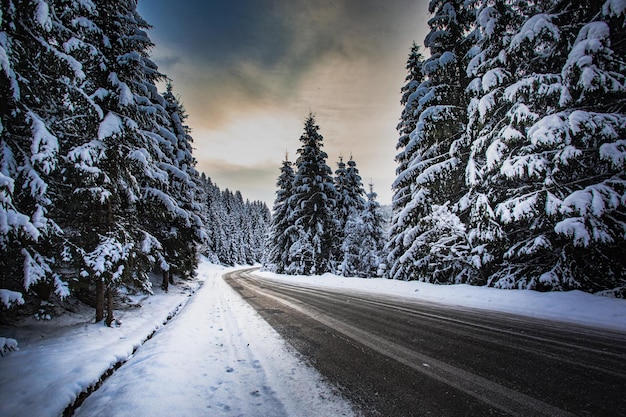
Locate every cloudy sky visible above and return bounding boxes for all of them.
[137,0,431,206]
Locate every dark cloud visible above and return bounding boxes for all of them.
[137,0,431,205]
[140,0,423,102]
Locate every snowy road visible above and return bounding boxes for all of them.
[72,263,353,417]
[226,268,626,417]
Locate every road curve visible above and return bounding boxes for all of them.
[224,268,626,417]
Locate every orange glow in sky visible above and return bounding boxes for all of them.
[138,0,430,206]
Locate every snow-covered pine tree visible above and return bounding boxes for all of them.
[344,157,366,219]
[202,183,268,267]
[0,0,80,307]
[391,42,426,213]
[215,189,237,265]
[286,114,339,275]
[332,155,348,262]
[334,155,347,205]
[199,174,223,263]
[145,82,206,291]
[248,200,270,263]
[341,182,387,277]
[58,0,178,323]
[386,42,426,281]
[334,155,366,270]
[232,191,249,265]
[462,0,547,289]
[387,0,476,282]
[459,0,531,287]
[265,156,296,273]
[464,0,626,294]
[337,156,366,275]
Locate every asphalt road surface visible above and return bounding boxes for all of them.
[224,268,626,417]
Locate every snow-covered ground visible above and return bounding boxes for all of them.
[0,260,353,417]
[256,270,626,332]
[0,274,200,417]
[2,259,626,417]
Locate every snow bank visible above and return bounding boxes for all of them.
[0,275,202,417]
[256,271,626,332]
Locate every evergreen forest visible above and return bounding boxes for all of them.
[0,0,270,322]
[265,0,626,297]
[2,0,626,329]
[384,0,626,295]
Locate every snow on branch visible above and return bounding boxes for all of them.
[496,193,538,224]
[67,140,106,174]
[0,289,24,309]
[98,112,123,140]
[32,33,85,80]
[600,140,626,168]
[569,111,625,142]
[561,183,622,218]
[0,41,20,100]
[603,0,626,17]
[33,0,52,31]
[0,188,40,242]
[27,111,58,175]
[509,14,560,51]
[563,21,625,96]
[554,217,609,247]
[528,114,569,147]
[500,154,547,179]
[482,68,509,92]
[504,235,552,259]
[143,188,190,223]
[503,74,563,103]
[22,248,52,290]
[83,236,133,281]
[0,337,18,356]
[415,157,460,186]
[108,72,134,106]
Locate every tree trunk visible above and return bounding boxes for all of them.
[96,199,115,325]
[95,280,104,322]
[161,269,169,292]
[105,287,114,327]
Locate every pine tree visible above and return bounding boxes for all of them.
[199,174,223,264]
[341,183,387,277]
[0,0,80,307]
[391,42,426,212]
[464,0,626,293]
[286,114,339,275]
[334,156,348,226]
[265,156,296,273]
[58,0,181,323]
[387,0,475,282]
[198,180,269,267]
[386,43,426,282]
[139,82,206,291]
[334,155,366,269]
[248,200,270,264]
[344,157,366,218]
